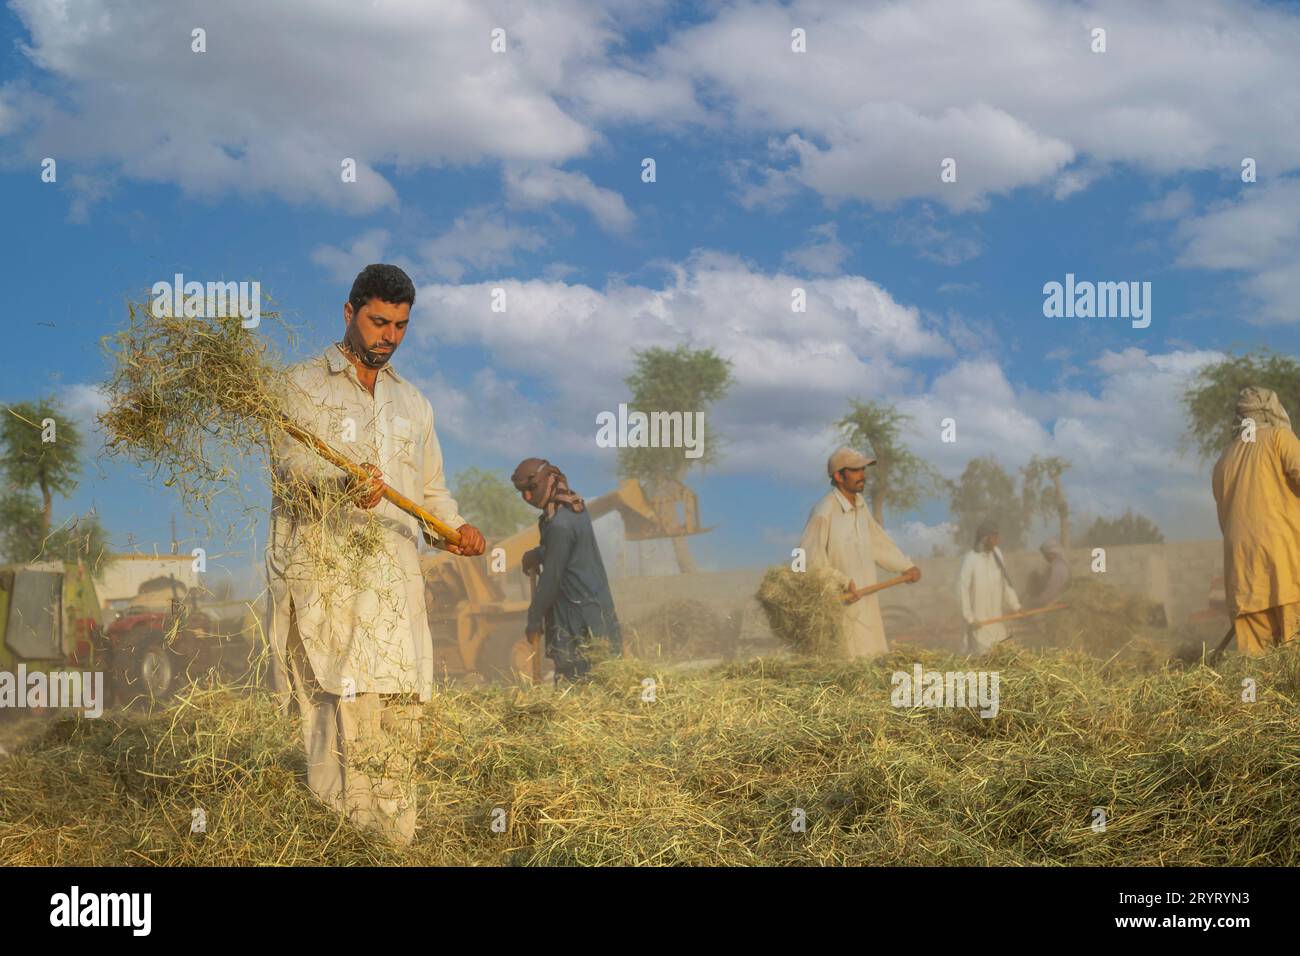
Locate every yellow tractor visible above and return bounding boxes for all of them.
[421,478,705,683]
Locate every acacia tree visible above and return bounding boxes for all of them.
[617,345,734,573]
[451,467,533,541]
[1081,510,1165,547]
[1182,349,1300,458]
[948,457,1027,551]
[1,398,82,535]
[835,399,943,525]
[1020,455,1072,547]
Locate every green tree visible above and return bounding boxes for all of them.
[1182,349,1300,459]
[949,457,1027,551]
[1020,455,1073,547]
[0,489,43,563]
[0,489,112,573]
[451,467,534,541]
[835,399,943,525]
[617,345,734,572]
[1,398,83,535]
[1081,510,1165,548]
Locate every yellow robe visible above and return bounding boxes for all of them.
[1211,425,1300,655]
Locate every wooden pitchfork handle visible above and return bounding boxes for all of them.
[972,602,1068,628]
[526,568,543,684]
[277,418,463,548]
[842,573,912,604]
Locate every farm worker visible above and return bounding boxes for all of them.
[1027,538,1071,608]
[959,522,1021,654]
[798,446,922,659]
[1211,386,1300,656]
[512,458,623,683]
[266,263,485,845]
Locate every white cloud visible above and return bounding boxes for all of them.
[782,222,849,275]
[406,252,949,477]
[891,205,983,264]
[419,208,546,282]
[1138,187,1194,222]
[644,0,1300,208]
[310,229,391,283]
[503,166,633,233]
[1174,178,1300,323]
[6,0,619,210]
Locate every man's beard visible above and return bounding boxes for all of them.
[342,322,394,369]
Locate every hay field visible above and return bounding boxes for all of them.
[1,643,1296,866]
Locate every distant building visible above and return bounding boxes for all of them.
[97,554,198,613]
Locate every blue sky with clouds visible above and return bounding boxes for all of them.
[2,0,1299,588]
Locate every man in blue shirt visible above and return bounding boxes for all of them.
[511,458,623,682]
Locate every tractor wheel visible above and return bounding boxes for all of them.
[114,633,180,707]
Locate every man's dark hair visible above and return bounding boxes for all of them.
[348,263,415,315]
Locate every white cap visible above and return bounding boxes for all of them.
[827,446,876,477]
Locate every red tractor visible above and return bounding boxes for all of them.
[105,576,260,706]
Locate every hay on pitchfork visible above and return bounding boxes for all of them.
[98,298,385,572]
[756,566,845,657]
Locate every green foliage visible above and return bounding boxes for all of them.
[1020,455,1072,545]
[835,399,943,522]
[0,490,43,563]
[0,490,112,573]
[1081,510,1165,548]
[617,345,734,484]
[1,398,82,532]
[1182,350,1300,459]
[452,467,534,540]
[949,457,1027,551]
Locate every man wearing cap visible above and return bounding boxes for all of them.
[1212,386,1300,656]
[959,523,1021,654]
[511,457,623,682]
[798,446,922,659]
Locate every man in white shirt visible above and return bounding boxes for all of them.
[266,263,485,845]
[798,446,921,658]
[959,522,1021,655]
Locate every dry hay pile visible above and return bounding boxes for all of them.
[2,645,1297,866]
[1018,578,1167,661]
[756,567,845,657]
[628,599,735,659]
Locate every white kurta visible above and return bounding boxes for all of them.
[958,548,1021,654]
[265,346,464,703]
[798,489,913,659]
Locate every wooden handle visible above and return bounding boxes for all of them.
[842,573,912,604]
[972,602,1068,628]
[527,569,542,683]
[278,419,462,547]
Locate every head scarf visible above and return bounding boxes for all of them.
[1236,386,1292,432]
[511,458,586,519]
[1040,538,1063,559]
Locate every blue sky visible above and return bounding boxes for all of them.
[2,0,1299,590]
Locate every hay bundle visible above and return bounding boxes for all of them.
[756,567,845,656]
[99,301,293,512]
